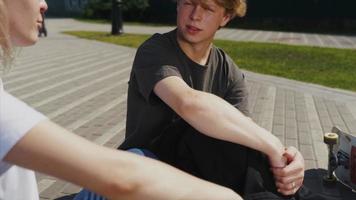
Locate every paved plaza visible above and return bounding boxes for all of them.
[2,19,356,199]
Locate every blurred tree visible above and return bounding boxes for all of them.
[83,0,111,19]
[122,0,149,12]
[140,0,176,23]
[83,0,149,20]
[122,0,149,20]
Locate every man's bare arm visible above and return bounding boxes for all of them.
[154,76,286,167]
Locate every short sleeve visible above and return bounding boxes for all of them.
[0,89,47,162]
[132,34,182,103]
[224,62,250,117]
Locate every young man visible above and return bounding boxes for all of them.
[121,0,305,197]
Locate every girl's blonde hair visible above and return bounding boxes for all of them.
[0,0,13,74]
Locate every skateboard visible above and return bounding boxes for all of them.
[301,127,356,200]
[323,126,356,192]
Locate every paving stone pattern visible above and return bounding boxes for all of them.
[2,19,356,199]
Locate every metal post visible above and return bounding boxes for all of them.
[111,0,124,35]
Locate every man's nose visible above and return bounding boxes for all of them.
[190,5,203,21]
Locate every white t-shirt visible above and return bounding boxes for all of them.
[0,79,46,200]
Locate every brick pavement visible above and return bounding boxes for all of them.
[2,19,356,199]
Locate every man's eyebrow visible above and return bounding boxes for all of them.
[200,0,219,8]
[202,3,218,10]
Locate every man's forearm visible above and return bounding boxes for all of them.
[177,90,285,165]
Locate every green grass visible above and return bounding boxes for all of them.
[64,31,356,92]
[74,18,111,24]
[74,18,173,27]
[214,40,356,91]
[63,31,149,48]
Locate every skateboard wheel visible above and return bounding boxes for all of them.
[324,133,338,145]
[323,175,337,184]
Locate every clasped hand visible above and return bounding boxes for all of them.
[269,146,305,196]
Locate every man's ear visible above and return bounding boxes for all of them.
[220,13,233,27]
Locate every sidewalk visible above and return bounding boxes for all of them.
[3,18,356,199]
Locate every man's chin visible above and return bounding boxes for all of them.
[180,33,202,43]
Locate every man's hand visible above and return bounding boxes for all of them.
[271,146,305,196]
[269,154,287,169]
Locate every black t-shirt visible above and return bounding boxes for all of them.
[120,29,249,150]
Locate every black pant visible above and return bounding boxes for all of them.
[151,124,281,197]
